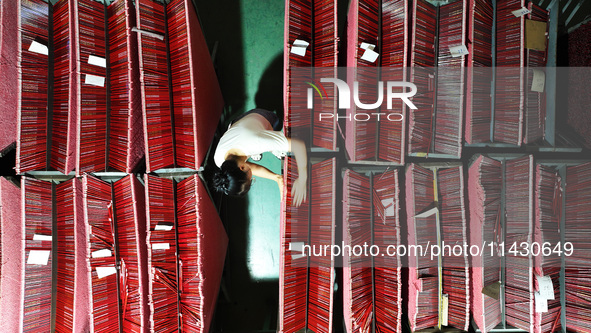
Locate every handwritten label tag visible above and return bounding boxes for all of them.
[291,39,309,57]
[535,291,548,312]
[91,249,113,258]
[449,45,469,57]
[536,275,555,300]
[512,7,531,17]
[29,40,49,55]
[88,55,107,68]
[531,69,546,92]
[96,266,117,279]
[85,74,105,87]
[27,250,50,265]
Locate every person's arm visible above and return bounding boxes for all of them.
[287,138,307,207]
[246,162,284,197]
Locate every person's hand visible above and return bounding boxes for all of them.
[291,176,307,207]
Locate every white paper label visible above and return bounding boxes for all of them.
[531,69,546,92]
[361,48,379,63]
[441,294,449,326]
[88,55,107,68]
[415,207,439,218]
[512,7,531,17]
[155,224,173,231]
[381,198,395,217]
[449,45,469,57]
[33,234,52,241]
[360,42,376,51]
[289,242,304,252]
[289,242,306,260]
[92,249,113,258]
[27,250,50,265]
[535,291,548,312]
[85,74,105,87]
[152,243,170,250]
[28,40,49,56]
[536,275,555,300]
[96,266,117,279]
[290,39,310,57]
[131,27,165,40]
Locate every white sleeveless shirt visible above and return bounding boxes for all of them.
[214,114,289,167]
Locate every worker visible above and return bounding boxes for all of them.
[212,108,307,206]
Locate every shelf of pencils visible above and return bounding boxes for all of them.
[6,177,91,332]
[466,0,551,148]
[106,0,144,174]
[145,174,228,333]
[345,0,408,164]
[82,175,124,333]
[0,0,18,156]
[3,174,149,332]
[408,0,466,159]
[16,0,53,174]
[279,157,336,333]
[137,0,224,173]
[406,163,469,331]
[563,161,591,333]
[504,155,535,331]
[469,154,536,333]
[83,174,149,332]
[21,177,55,332]
[469,157,591,333]
[284,0,338,152]
[343,168,402,332]
[465,0,494,145]
[531,160,591,333]
[76,0,109,174]
[55,177,87,333]
[469,155,503,333]
[523,2,549,145]
[15,0,145,175]
[0,177,23,331]
[533,162,562,332]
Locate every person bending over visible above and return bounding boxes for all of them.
[212,109,307,206]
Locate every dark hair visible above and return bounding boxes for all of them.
[212,159,252,196]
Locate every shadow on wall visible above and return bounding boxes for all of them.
[255,52,284,124]
[193,0,247,129]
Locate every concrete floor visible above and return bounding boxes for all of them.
[194,0,285,330]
